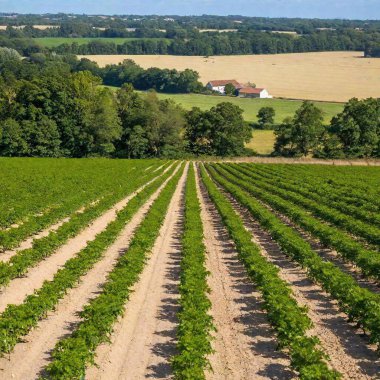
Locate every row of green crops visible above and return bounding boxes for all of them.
[208,164,380,350]
[200,165,340,379]
[0,163,179,358]
[0,163,169,288]
[42,164,185,379]
[254,163,380,212]
[219,164,380,280]
[248,164,380,227]
[172,164,214,380]
[239,163,380,236]
[0,159,166,250]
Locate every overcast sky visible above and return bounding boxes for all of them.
[0,0,379,20]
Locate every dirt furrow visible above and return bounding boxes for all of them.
[0,217,70,263]
[0,165,179,380]
[195,166,294,380]
[222,188,380,379]
[0,199,102,263]
[86,164,187,380]
[0,165,173,313]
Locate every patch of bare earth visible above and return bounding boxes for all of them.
[86,164,188,380]
[0,165,172,313]
[195,165,294,380]
[220,186,380,379]
[0,165,179,380]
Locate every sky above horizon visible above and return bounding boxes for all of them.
[0,0,379,20]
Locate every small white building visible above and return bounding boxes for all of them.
[238,87,272,99]
[206,80,243,94]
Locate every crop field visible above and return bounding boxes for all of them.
[0,158,380,379]
[35,37,169,47]
[83,51,380,102]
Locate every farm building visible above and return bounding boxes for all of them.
[206,80,243,94]
[238,87,272,98]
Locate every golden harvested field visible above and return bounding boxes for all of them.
[80,51,380,102]
[0,25,58,30]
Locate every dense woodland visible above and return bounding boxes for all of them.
[0,13,380,56]
[0,49,251,158]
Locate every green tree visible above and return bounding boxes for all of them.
[257,107,275,129]
[22,116,61,157]
[186,102,250,156]
[0,118,27,156]
[274,101,324,157]
[128,125,149,158]
[273,117,294,156]
[224,83,237,96]
[0,47,21,68]
[330,98,380,157]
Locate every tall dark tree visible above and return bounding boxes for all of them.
[330,98,380,157]
[257,106,275,129]
[186,102,251,156]
[274,102,325,157]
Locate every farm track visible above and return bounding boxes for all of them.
[0,164,173,313]
[86,163,187,380]
[220,185,380,379]
[0,164,178,380]
[195,166,294,380]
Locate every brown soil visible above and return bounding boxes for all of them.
[0,217,70,263]
[222,188,380,379]
[0,199,102,263]
[86,164,188,380]
[0,165,179,380]
[195,164,294,379]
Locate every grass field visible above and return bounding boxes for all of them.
[83,52,380,102]
[246,130,276,154]
[35,37,169,47]
[153,93,343,123]
[106,88,343,155]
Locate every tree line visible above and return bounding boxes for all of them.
[2,29,380,57]
[272,100,380,158]
[0,50,250,158]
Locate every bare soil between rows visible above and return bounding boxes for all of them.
[218,180,380,379]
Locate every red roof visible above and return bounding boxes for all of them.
[238,87,265,94]
[208,80,243,88]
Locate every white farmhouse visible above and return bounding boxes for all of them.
[238,87,272,98]
[206,80,243,94]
